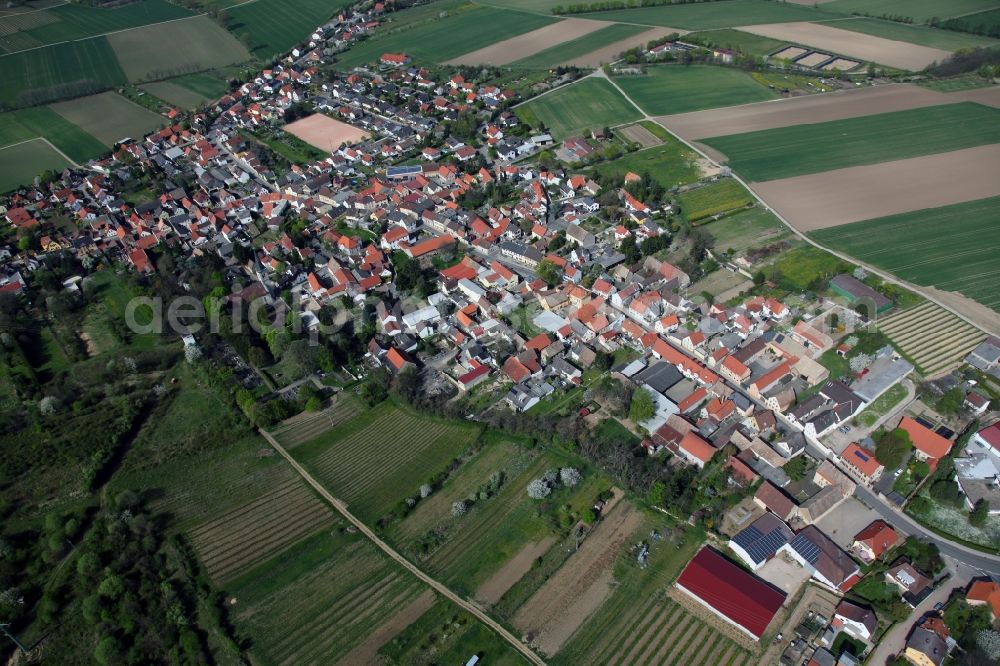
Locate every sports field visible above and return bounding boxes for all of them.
[614,65,777,116]
[14,0,192,45]
[571,0,842,30]
[811,196,1000,315]
[822,0,999,23]
[293,401,481,524]
[108,15,250,82]
[703,102,1000,181]
[226,0,353,59]
[334,4,557,69]
[821,17,999,51]
[48,92,165,146]
[516,78,641,139]
[0,38,127,109]
[510,22,649,69]
[0,139,71,193]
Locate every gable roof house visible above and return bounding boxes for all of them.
[966,579,1000,620]
[832,599,878,642]
[885,561,933,606]
[899,416,953,470]
[851,520,899,563]
[779,525,860,592]
[839,442,884,486]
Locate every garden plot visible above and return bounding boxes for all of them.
[737,21,950,70]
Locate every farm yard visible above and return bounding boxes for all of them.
[877,301,986,377]
[703,102,1000,182]
[447,18,607,66]
[283,113,370,150]
[736,21,949,70]
[568,0,843,30]
[107,16,251,83]
[614,65,777,116]
[292,401,481,523]
[510,22,651,69]
[516,77,641,140]
[48,92,165,147]
[333,4,557,69]
[812,196,1000,316]
[658,83,956,142]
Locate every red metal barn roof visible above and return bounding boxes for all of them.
[676,547,786,639]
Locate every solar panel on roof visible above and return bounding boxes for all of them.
[791,534,821,565]
[855,451,869,462]
[936,426,955,439]
[916,416,935,429]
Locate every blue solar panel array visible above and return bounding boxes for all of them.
[790,533,821,565]
[733,525,790,564]
[854,449,870,463]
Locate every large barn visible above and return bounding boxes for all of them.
[676,546,786,640]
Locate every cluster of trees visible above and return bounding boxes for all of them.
[873,427,913,472]
[926,46,1000,77]
[551,0,723,14]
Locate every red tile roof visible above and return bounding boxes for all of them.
[899,416,952,460]
[967,580,1000,618]
[853,520,897,559]
[677,547,785,639]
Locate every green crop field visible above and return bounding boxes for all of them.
[570,0,843,30]
[588,136,701,189]
[702,206,794,255]
[334,3,557,69]
[226,0,357,59]
[677,178,754,221]
[703,102,1000,182]
[141,80,209,110]
[516,78,641,139]
[812,196,1000,313]
[13,0,193,45]
[943,8,1000,35]
[0,106,105,161]
[511,23,649,69]
[293,401,481,524]
[49,92,165,146]
[614,65,777,116]
[108,16,251,82]
[173,71,232,99]
[687,28,787,58]
[820,17,999,50]
[821,0,999,23]
[0,38,127,109]
[0,139,71,192]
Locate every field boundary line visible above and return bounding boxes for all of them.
[259,427,546,666]
[0,136,80,167]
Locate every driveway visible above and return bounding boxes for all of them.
[814,497,886,551]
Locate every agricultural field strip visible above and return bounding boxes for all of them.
[585,595,670,664]
[618,602,683,665]
[273,402,363,447]
[186,477,306,538]
[446,17,608,66]
[640,609,698,666]
[735,21,951,70]
[604,599,676,665]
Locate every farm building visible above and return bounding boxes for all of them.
[728,512,794,571]
[829,274,893,314]
[675,546,786,640]
[779,525,860,592]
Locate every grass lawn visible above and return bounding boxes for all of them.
[172,71,232,99]
[0,37,128,109]
[517,77,640,139]
[821,0,1000,23]
[140,80,208,110]
[703,102,1000,182]
[226,0,354,59]
[48,91,165,146]
[0,139,71,192]
[811,195,1000,313]
[511,22,649,69]
[333,3,557,69]
[818,16,999,51]
[615,65,776,116]
[595,418,640,447]
[108,15,250,82]
[588,136,701,189]
[701,206,794,255]
[677,178,754,221]
[771,245,851,291]
[19,0,193,44]
[687,27,787,57]
[571,0,843,30]
[293,401,481,524]
[854,383,909,428]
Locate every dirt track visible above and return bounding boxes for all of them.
[750,144,1000,230]
[560,26,683,67]
[657,84,956,140]
[284,113,368,150]
[447,18,607,65]
[513,491,643,656]
[738,21,951,70]
[476,538,556,606]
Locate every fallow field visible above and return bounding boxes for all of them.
[822,17,999,51]
[447,17,607,66]
[702,102,1000,181]
[516,77,641,139]
[615,65,777,116]
[292,400,481,523]
[510,22,650,69]
[811,196,1000,315]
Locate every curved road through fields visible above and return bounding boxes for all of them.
[259,429,546,666]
